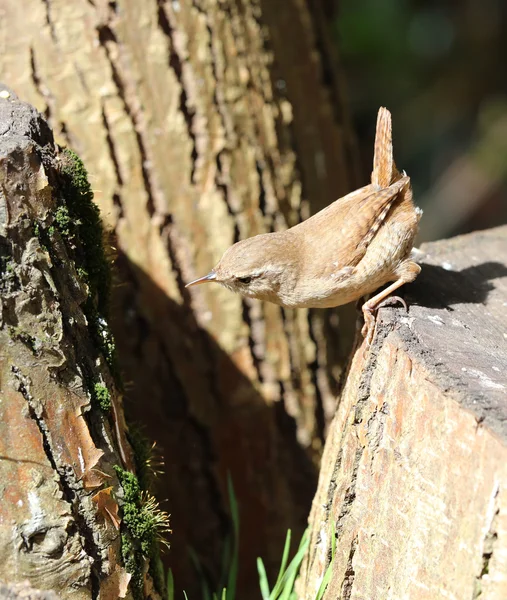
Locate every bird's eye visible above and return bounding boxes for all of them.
[238,276,252,284]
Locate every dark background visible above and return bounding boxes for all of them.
[336,0,507,242]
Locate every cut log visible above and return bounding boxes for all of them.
[299,226,507,600]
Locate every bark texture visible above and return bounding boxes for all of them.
[0,582,59,600]
[0,91,159,598]
[1,0,358,594]
[298,226,507,599]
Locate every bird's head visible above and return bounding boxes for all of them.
[186,232,298,304]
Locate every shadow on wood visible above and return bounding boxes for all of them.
[110,250,317,598]
[412,260,507,309]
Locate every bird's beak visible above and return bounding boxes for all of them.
[185,270,217,288]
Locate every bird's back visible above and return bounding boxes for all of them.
[285,108,420,307]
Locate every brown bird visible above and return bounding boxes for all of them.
[186,107,422,345]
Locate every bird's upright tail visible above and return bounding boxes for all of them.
[371,107,401,189]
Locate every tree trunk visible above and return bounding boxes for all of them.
[1,0,359,596]
[298,226,507,600]
[0,89,163,599]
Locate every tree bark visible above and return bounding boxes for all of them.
[0,581,59,600]
[0,89,161,598]
[298,226,507,599]
[1,0,359,596]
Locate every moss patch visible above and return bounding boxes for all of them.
[49,205,72,239]
[58,148,110,312]
[87,307,119,380]
[114,466,170,599]
[93,383,112,412]
[114,467,157,555]
[114,467,150,599]
[56,148,120,383]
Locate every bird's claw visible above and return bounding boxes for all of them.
[361,307,376,349]
[361,295,408,351]
[377,295,408,312]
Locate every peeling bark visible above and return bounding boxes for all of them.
[1,0,358,595]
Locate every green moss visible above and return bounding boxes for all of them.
[85,301,120,381]
[58,148,110,313]
[49,205,73,239]
[56,148,121,384]
[114,466,170,599]
[93,383,112,412]
[149,547,166,596]
[114,467,148,599]
[114,467,154,555]
[32,221,49,253]
[54,149,169,598]
[121,533,144,600]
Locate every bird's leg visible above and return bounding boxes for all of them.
[361,261,420,347]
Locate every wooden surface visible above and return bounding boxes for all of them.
[298,226,507,599]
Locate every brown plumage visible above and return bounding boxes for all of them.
[186,107,422,345]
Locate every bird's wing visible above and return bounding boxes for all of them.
[303,176,410,275]
[346,176,410,264]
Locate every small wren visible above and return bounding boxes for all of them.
[186,107,422,345]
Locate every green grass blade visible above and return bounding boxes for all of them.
[315,564,332,600]
[183,593,189,600]
[271,529,291,594]
[226,473,239,600]
[315,528,337,600]
[298,528,309,550]
[221,589,227,600]
[188,547,211,600]
[218,534,231,593]
[271,529,308,599]
[166,568,174,600]
[226,549,238,600]
[257,557,271,600]
[227,473,240,536]
[277,534,309,600]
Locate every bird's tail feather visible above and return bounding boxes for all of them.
[371,107,401,188]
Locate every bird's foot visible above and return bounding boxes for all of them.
[360,295,408,348]
[361,307,376,348]
[375,295,408,312]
